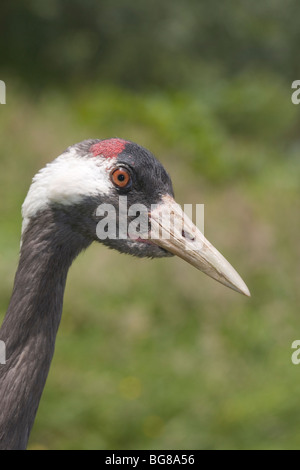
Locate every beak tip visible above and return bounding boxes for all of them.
[233,279,251,298]
[242,286,251,298]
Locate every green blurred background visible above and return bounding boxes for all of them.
[1,0,300,450]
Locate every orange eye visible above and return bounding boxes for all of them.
[111,167,131,189]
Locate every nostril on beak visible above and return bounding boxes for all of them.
[182,230,195,241]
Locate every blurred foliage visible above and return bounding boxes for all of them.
[1,0,300,450]
[1,0,300,90]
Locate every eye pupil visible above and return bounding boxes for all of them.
[118,174,125,181]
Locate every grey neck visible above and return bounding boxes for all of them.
[0,209,91,449]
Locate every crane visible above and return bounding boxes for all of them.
[0,138,250,449]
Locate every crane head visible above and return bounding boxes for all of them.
[21,138,250,297]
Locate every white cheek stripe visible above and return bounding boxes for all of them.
[21,148,114,235]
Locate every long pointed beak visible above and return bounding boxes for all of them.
[149,195,250,297]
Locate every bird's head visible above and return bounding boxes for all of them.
[21,138,250,296]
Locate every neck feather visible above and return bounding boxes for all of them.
[0,209,91,449]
